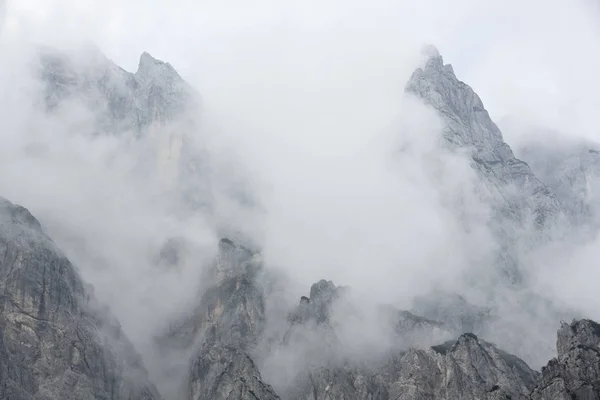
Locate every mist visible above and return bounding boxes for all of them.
[2,0,600,393]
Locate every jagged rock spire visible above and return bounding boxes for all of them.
[406,44,562,283]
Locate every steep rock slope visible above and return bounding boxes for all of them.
[0,197,160,400]
[186,240,279,400]
[406,47,561,283]
[158,238,279,400]
[406,47,561,229]
[531,319,600,399]
[403,48,574,362]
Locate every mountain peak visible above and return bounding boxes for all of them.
[415,44,455,77]
[405,45,562,278]
[406,45,511,161]
[138,51,160,67]
[136,51,181,81]
[421,44,444,68]
[421,44,441,58]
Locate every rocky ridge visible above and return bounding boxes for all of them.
[4,205,600,399]
[406,46,562,284]
[3,204,598,400]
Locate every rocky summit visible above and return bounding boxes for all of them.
[2,44,600,400]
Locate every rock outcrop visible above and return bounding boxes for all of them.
[406,47,562,227]
[0,197,160,400]
[531,319,600,399]
[380,332,539,400]
[159,238,278,400]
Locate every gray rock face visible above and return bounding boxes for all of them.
[382,333,539,400]
[287,279,347,326]
[531,319,600,399]
[159,238,278,400]
[406,47,562,283]
[403,47,577,364]
[0,197,160,400]
[406,48,561,226]
[189,344,279,400]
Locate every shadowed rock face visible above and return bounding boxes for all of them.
[0,197,160,400]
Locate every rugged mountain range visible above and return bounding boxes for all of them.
[3,209,600,399]
[2,45,600,399]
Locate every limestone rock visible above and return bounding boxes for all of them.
[531,319,600,399]
[0,197,161,400]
